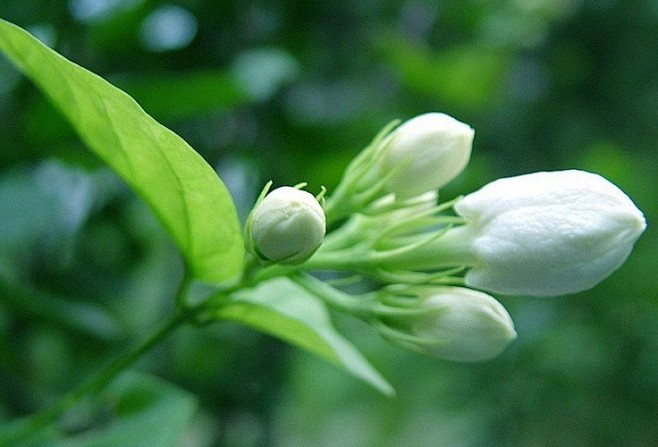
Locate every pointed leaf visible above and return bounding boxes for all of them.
[208,277,395,396]
[0,19,244,282]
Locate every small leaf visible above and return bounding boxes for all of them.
[208,277,395,396]
[52,372,198,447]
[0,19,244,283]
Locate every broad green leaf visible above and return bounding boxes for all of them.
[208,277,395,396]
[0,19,244,283]
[52,372,198,447]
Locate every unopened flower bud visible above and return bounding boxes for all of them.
[250,186,326,264]
[381,113,474,200]
[454,170,646,296]
[379,287,516,362]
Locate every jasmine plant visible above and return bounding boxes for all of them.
[0,18,646,446]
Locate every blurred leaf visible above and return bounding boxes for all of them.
[0,19,244,283]
[0,276,122,341]
[0,373,196,447]
[0,167,59,249]
[378,35,510,110]
[207,277,395,396]
[53,372,197,447]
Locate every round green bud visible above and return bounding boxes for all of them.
[250,186,326,264]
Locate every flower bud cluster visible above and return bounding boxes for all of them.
[246,111,646,364]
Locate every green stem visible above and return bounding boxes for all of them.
[375,224,476,270]
[307,224,477,273]
[293,274,444,320]
[293,273,375,319]
[1,292,191,445]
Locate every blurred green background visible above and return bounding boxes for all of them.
[1,0,657,446]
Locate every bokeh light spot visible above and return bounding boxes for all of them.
[139,5,198,52]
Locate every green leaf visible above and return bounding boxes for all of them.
[208,277,395,396]
[0,19,244,283]
[52,372,198,447]
[0,276,121,342]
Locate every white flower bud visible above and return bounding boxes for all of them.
[380,287,516,362]
[250,186,326,264]
[381,113,474,200]
[454,170,646,296]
